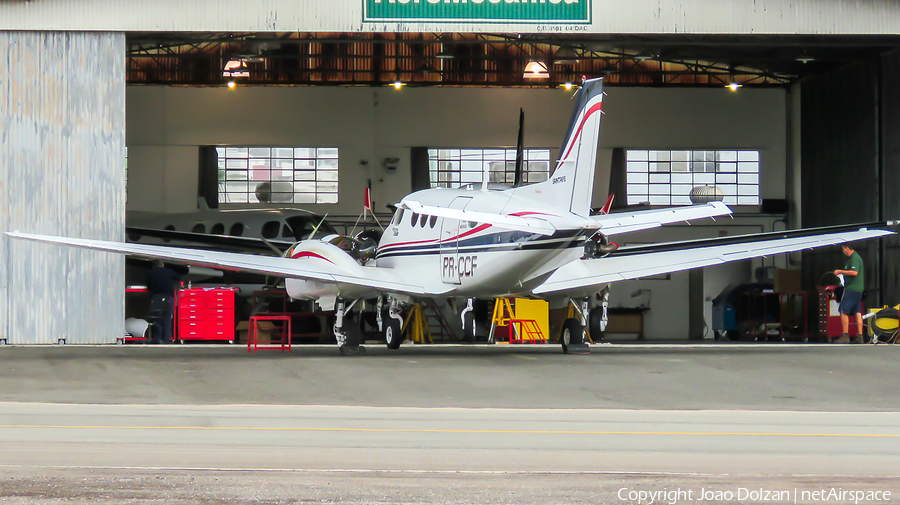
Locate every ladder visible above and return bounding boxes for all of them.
[508,318,546,344]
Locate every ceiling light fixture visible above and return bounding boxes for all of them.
[226,81,237,89]
[222,59,249,78]
[392,80,405,89]
[554,46,579,65]
[523,60,549,79]
[728,82,742,92]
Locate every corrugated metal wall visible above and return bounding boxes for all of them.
[1,31,125,344]
[1,0,900,35]
[800,52,900,307]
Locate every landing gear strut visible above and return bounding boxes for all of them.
[561,298,591,354]
[461,298,476,342]
[334,298,366,356]
[382,297,404,349]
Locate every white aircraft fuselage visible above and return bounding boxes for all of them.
[284,186,591,303]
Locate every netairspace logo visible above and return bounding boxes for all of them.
[616,487,893,505]
[364,0,590,23]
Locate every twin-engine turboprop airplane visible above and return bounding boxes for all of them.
[7,77,897,355]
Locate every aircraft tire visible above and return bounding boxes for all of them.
[463,312,476,342]
[561,318,585,354]
[588,307,605,342]
[384,312,403,350]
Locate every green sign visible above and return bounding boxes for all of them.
[363,0,590,24]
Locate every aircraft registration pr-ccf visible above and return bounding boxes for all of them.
[8,78,896,355]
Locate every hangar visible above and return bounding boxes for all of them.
[2,0,900,344]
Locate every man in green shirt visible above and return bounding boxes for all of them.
[834,243,865,344]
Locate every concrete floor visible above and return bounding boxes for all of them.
[1,342,899,504]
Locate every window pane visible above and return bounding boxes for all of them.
[627,161,648,172]
[717,162,737,173]
[738,151,759,162]
[694,173,715,185]
[649,173,670,183]
[716,174,737,184]
[626,150,649,161]
[627,173,648,184]
[670,161,690,172]
[717,151,738,162]
[738,173,759,184]
[671,184,693,196]
[738,162,759,173]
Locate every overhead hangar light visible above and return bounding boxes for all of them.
[554,46,579,65]
[523,60,549,79]
[222,59,250,78]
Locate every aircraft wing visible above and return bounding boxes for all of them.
[533,225,895,295]
[402,201,557,236]
[593,201,732,235]
[7,232,427,296]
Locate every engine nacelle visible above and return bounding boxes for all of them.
[583,233,618,259]
[283,237,377,301]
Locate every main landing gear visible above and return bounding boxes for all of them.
[379,296,404,350]
[561,297,593,355]
[334,298,366,356]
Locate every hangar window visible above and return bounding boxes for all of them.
[427,148,550,188]
[625,150,760,206]
[216,147,339,205]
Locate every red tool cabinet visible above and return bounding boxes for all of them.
[176,287,238,343]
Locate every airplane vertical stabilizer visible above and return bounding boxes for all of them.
[512,78,603,217]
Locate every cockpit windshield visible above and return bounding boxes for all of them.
[284,215,338,241]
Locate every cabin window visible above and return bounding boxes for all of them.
[216,146,339,205]
[625,149,760,206]
[410,212,419,227]
[429,215,437,228]
[391,208,404,226]
[419,214,428,228]
[262,221,281,239]
[427,148,551,188]
[191,224,206,234]
[282,225,294,239]
[229,223,245,236]
[210,223,225,235]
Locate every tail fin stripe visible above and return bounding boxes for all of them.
[559,101,603,165]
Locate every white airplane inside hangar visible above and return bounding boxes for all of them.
[2,0,900,350]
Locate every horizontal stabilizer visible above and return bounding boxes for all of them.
[534,227,894,295]
[402,201,557,236]
[593,201,732,236]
